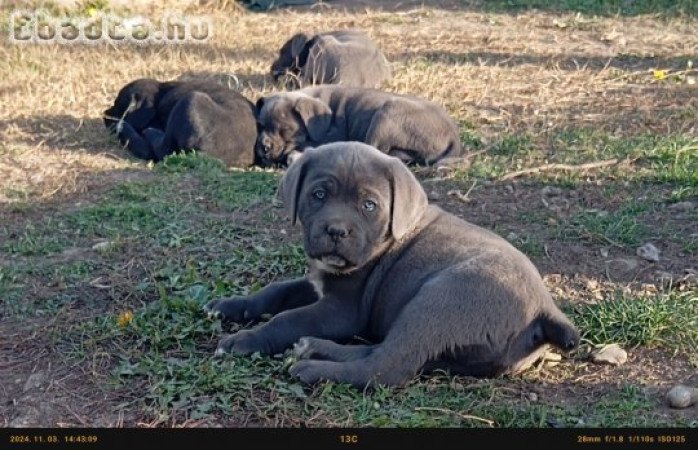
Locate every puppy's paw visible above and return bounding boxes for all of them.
[286,150,304,166]
[293,337,313,359]
[289,360,328,384]
[203,297,253,323]
[202,301,222,320]
[214,330,265,356]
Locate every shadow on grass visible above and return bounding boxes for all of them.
[177,70,272,93]
[279,0,697,16]
[0,114,120,156]
[394,50,694,72]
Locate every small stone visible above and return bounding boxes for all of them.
[666,385,698,409]
[600,248,609,258]
[636,243,660,262]
[528,392,538,402]
[92,241,115,252]
[428,190,441,201]
[591,344,628,366]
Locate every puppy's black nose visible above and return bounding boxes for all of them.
[327,224,350,241]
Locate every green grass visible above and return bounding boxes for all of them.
[3,147,695,427]
[0,266,25,316]
[57,284,694,427]
[579,385,679,427]
[0,153,279,257]
[571,290,698,351]
[465,130,697,188]
[1,221,73,256]
[559,203,649,246]
[159,152,279,211]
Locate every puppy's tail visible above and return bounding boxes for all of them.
[430,139,463,166]
[539,309,580,352]
[445,137,463,158]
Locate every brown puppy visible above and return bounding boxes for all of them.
[255,85,462,167]
[204,142,579,388]
[271,30,391,88]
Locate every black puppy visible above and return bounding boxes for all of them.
[104,78,258,167]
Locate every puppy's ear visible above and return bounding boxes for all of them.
[278,150,310,225]
[255,97,265,116]
[389,159,428,240]
[293,97,332,142]
[289,32,311,59]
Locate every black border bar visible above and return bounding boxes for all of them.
[2,427,696,450]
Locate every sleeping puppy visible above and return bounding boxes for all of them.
[204,142,579,388]
[271,30,391,88]
[103,78,258,167]
[255,85,462,166]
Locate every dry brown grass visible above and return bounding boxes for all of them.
[1,0,696,203]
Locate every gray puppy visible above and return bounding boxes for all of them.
[255,85,462,167]
[204,142,579,388]
[271,30,391,88]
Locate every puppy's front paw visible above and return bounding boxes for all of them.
[289,360,327,384]
[215,330,265,356]
[202,300,222,319]
[203,297,253,323]
[293,337,313,359]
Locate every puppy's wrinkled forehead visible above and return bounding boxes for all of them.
[303,143,393,191]
[259,95,298,124]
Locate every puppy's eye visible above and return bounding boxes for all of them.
[363,200,377,212]
[312,189,326,200]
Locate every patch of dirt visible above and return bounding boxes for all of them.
[422,176,697,287]
[539,348,698,424]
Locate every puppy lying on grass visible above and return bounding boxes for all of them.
[205,142,579,388]
[255,85,463,167]
[271,30,391,88]
[104,78,258,167]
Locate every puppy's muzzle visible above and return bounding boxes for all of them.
[256,135,274,160]
[326,223,351,242]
